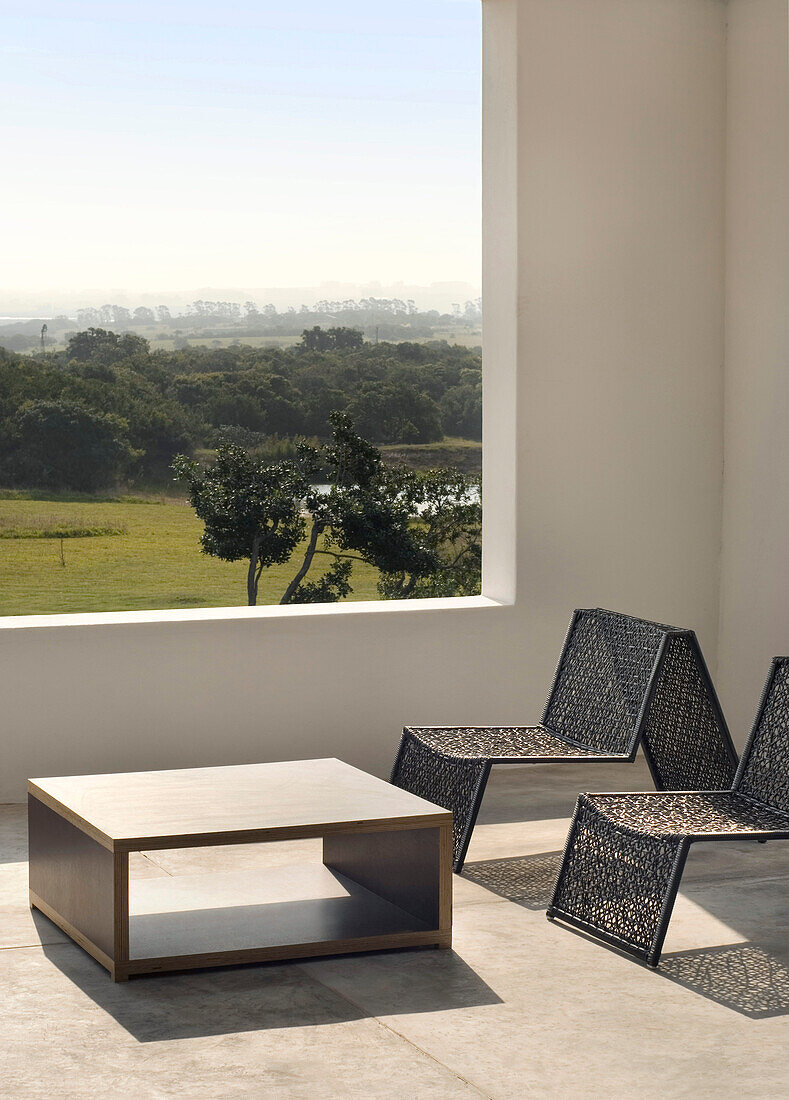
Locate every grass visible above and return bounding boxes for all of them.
[0,496,381,617]
[6,324,482,354]
[149,333,302,351]
[0,522,127,540]
[381,438,481,475]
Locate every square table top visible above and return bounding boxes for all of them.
[28,758,451,852]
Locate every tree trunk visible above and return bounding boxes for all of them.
[247,537,260,605]
[280,521,323,604]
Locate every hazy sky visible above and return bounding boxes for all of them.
[2,0,481,294]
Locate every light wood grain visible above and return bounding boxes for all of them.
[113,851,129,969]
[438,821,453,948]
[28,760,453,981]
[29,759,451,852]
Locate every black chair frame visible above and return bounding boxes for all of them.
[391,609,738,871]
[547,657,789,967]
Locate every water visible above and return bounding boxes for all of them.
[310,483,480,505]
[0,316,76,324]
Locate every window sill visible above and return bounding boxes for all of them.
[0,594,510,631]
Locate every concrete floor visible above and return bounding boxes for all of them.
[3,758,789,1098]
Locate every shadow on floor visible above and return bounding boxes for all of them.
[465,850,789,1020]
[660,943,789,1019]
[40,939,501,1042]
[462,852,563,909]
[472,759,655,827]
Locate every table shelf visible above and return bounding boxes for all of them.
[129,863,433,967]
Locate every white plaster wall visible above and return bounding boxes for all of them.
[0,0,729,799]
[717,0,789,741]
[512,0,727,674]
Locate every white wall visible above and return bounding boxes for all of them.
[717,0,789,739]
[513,0,727,658]
[0,0,732,799]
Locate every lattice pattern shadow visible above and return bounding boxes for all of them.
[549,657,789,967]
[462,852,563,909]
[660,944,789,1018]
[391,608,737,871]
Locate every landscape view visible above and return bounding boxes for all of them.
[1,0,481,616]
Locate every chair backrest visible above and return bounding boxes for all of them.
[734,658,789,811]
[638,632,738,790]
[541,609,667,755]
[542,608,738,790]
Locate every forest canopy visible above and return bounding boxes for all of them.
[0,329,481,489]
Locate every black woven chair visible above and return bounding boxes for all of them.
[548,656,789,968]
[391,608,738,871]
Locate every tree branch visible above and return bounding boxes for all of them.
[280,520,325,604]
[311,549,364,563]
[247,535,261,606]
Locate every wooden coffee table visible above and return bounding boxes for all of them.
[28,758,452,981]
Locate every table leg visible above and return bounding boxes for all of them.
[28,795,129,981]
[323,824,452,948]
[438,820,453,948]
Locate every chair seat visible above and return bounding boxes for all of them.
[405,724,628,762]
[585,791,789,838]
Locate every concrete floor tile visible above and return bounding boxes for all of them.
[142,838,323,876]
[475,758,655,827]
[0,803,29,864]
[306,893,789,1098]
[129,851,173,880]
[0,863,69,949]
[4,760,789,1099]
[680,837,789,884]
[1,945,482,1099]
[459,849,562,909]
[665,875,789,954]
[464,818,571,864]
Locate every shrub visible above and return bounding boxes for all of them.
[0,400,140,491]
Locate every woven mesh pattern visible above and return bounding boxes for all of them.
[586,791,789,836]
[543,610,666,754]
[403,725,618,761]
[737,659,789,812]
[391,730,487,861]
[392,608,737,874]
[641,634,736,790]
[550,795,682,958]
[550,658,785,966]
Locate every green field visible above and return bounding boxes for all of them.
[0,495,381,617]
[4,323,481,354]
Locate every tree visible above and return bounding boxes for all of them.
[133,306,156,324]
[439,374,482,439]
[277,414,435,605]
[66,327,149,364]
[174,414,481,607]
[346,379,443,443]
[0,400,139,491]
[173,446,306,606]
[300,326,364,352]
[376,467,481,598]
